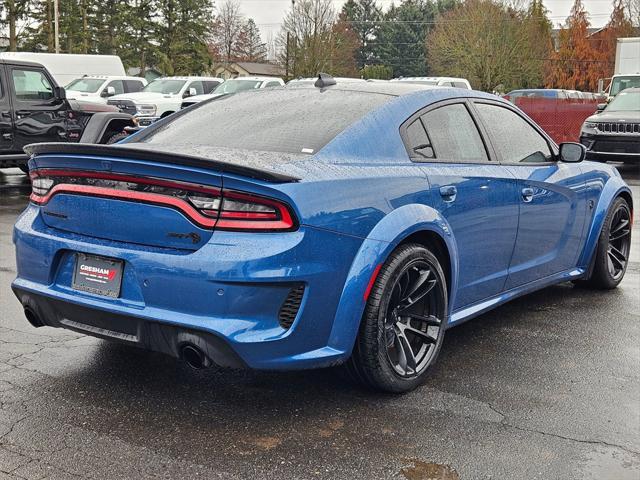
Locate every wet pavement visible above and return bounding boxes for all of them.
[0,165,638,479]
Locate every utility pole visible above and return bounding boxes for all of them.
[54,0,60,54]
[285,0,295,80]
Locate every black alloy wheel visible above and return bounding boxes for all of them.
[578,197,632,289]
[345,244,447,393]
[384,259,443,377]
[606,203,631,280]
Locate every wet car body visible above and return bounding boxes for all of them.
[12,83,632,374]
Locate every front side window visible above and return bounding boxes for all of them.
[475,103,553,163]
[66,78,105,93]
[406,103,488,163]
[186,81,205,96]
[12,69,54,101]
[142,79,186,95]
[106,80,124,95]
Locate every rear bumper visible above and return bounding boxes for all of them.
[12,205,365,370]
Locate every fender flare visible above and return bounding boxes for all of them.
[79,112,135,144]
[578,178,632,272]
[326,203,458,357]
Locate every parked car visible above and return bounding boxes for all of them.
[66,76,147,104]
[504,89,569,101]
[391,76,472,89]
[580,87,640,162]
[0,58,136,171]
[180,76,284,109]
[286,76,367,86]
[0,52,126,86]
[107,76,223,125]
[13,77,632,393]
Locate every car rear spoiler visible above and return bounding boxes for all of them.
[24,143,300,184]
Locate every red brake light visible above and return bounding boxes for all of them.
[29,169,297,232]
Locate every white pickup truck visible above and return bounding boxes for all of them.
[66,76,147,104]
[180,76,285,109]
[107,76,223,124]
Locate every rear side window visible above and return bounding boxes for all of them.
[11,69,53,101]
[405,103,488,163]
[475,103,553,163]
[135,89,392,155]
[202,80,221,93]
[124,80,145,93]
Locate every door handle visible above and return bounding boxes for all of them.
[1,111,11,118]
[521,187,534,203]
[440,185,457,202]
[2,133,12,141]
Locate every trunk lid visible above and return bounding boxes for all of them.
[26,143,300,251]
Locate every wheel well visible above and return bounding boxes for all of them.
[99,119,133,143]
[399,231,452,296]
[618,191,633,217]
[160,111,174,118]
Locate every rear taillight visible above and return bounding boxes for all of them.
[30,169,297,232]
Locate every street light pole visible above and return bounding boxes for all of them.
[53,0,60,54]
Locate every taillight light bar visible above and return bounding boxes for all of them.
[30,169,297,232]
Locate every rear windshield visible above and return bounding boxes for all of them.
[135,88,392,155]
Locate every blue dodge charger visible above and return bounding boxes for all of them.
[12,78,633,392]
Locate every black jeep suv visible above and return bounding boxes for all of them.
[0,58,135,171]
[580,87,640,162]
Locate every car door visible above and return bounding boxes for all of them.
[473,100,587,289]
[104,80,125,96]
[403,100,521,311]
[0,65,15,153]
[9,66,68,150]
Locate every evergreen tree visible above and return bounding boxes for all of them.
[341,0,383,69]
[238,18,267,62]
[376,0,456,77]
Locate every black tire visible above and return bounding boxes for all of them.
[345,243,448,393]
[104,131,129,145]
[579,197,632,289]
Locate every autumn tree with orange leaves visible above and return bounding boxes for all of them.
[546,0,636,91]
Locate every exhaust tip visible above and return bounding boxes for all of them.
[181,345,209,369]
[23,307,44,328]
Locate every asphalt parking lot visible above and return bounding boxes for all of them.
[0,165,638,480]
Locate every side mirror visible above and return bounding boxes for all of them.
[53,86,66,100]
[102,86,116,97]
[183,87,197,98]
[559,142,586,163]
[596,103,606,113]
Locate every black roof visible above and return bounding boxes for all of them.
[0,58,45,69]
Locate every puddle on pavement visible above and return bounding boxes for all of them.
[401,459,459,480]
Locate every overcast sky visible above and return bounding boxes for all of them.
[238,0,615,43]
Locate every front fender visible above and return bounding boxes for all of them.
[79,112,134,144]
[327,204,458,358]
[578,175,632,269]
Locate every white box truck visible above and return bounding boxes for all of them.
[606,37,640,98]
[0,52,126,87]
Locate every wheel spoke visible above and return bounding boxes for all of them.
[397,269,437,313]
[610,245,627,263]
[610,228,630,242]
[406,314,441,326]
[403,323,437,343]
[608,248,625,268]
[397,332,417,372]
[610,218,629,234]
[394,333,408,372]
